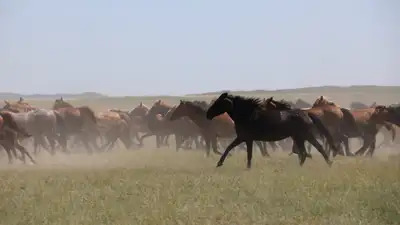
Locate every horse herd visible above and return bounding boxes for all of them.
[0,94,399,169]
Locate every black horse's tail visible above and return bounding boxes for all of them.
[0,112,31,138]
[340,108,359,133]
[307,113,339,154]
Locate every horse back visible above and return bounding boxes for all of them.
[306,105,344,126]
[97,111,122,121]
[56,107,81,117]
[349,108,375,123]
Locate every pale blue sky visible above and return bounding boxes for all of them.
[1,0,399,96]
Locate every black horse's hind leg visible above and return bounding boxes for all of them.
[216,137,243,168]
[354,135,371,156]
[292,138,309,166]
[365,136,377,157]
[290,141,312,158]
[306,135,333,166]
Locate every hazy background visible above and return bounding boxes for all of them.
[1,0,399,96]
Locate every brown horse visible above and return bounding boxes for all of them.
[169,100,269,157]
[0,111,36,164]
[139,100,174,148]
[96,111,133,151]
[342,106,397,156]
[3,97,38,113]
[127,103,151,144]
[52,97,99,153]
[307,96,359,156]
[163,106,201,151]
[349,102,395,148]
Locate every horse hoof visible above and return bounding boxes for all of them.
[216,162,223,167]
[327,160,333,167]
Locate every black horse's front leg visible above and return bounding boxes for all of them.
[245,140,254,169]
[216,137,243,168]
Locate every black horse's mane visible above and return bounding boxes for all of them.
[272,99,293,109]
[228,95,296,113]
[230,95,267,110]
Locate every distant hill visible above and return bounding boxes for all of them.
[0,92,106,100]
[186,85,400,96]
[0,85,398,100]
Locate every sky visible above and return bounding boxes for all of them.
[0,0,399,96]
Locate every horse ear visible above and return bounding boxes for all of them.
[266,97,273,102]
[180,100,183,103]
[19,97,23,102]
[4,100,9,105]
[139,102,143,106]
[60,96,63,101]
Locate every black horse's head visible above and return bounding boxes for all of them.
[206,92,233,120]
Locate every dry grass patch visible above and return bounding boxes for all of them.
[0,149,399,225]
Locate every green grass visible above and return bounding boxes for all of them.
[0,149,399,225]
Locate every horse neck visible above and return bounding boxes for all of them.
[184,106,209,128]
[228,105,255,123]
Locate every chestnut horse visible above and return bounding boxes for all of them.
[96,110,133,151]
[52,97,99,154]
[308,96,359,156]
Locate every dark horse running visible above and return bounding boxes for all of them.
[206,92,336,169]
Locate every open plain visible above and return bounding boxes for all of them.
[0,86,399,225]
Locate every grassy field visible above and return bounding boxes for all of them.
[0,87,400,225]
[0,149,399,225]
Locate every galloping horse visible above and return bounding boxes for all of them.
[3,99,67,155]
[170,100,269,157]
[96,110,133,151]
[349,101,396,149]
[343,106,397,157]
[0,111,36,164]
[139,100,174,148]
[127,102,150,144]
[52,97,99,154]
[206,93,334,168]
[308,96,359,156]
